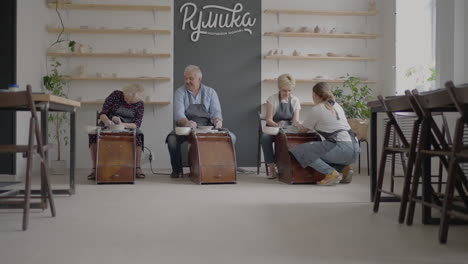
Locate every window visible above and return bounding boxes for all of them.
[395,0,436,94]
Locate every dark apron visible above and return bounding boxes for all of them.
[112,105,143,135]
[272,94,294,126]
[186,87,213,126]
[289,104,357,168]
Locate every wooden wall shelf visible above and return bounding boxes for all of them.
[64,77,171,81]
[47,27,170,35]
[264,9,378,16]
[264,79,377,84]
[264,32,378,39]
[48,3,171,12]
[81,100,170,105]
[47,52,171,58]
[264,55,377,62]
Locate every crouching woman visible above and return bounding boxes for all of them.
[290,82,360,186]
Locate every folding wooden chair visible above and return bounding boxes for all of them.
[373,94,421,223]
[0,85,56,230]
[403,88,461,226]
[439,81,468,243]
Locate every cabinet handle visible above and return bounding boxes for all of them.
[111,174,120,179]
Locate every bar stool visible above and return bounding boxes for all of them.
[373,94,421,222]
[439,81,468,243]
[0,85,56,230]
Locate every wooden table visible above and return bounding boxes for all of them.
[188,130,237,184]
[0,93,80,195]
[275,131,325,184]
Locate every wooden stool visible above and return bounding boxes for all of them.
[275,132,324,184]
[188,130,236,184]
[96,129,136,184]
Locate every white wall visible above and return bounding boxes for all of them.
[15,0,50,177]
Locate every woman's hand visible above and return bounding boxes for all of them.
[105,120,113,127]
[112,116,121,124]
[277,120,287,128]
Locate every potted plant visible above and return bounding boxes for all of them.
[43,60,69,174]
[332,76,373,140]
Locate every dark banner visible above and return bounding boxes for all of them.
[174,0,261,166]
[0,0,16,174]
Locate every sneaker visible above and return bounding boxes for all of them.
[340,166,354,184]
[317,170,341,186]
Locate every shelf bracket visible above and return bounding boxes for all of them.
[276,12,280,25]
[152,57,156,68]
[153,34,157,46]
[276,59,280,72]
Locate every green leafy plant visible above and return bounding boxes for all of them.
[332,75,373,119]
[43,60,69,161]
[405,65,436,86]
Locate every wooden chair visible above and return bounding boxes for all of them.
[373,94,421,223]
[0,85,56,230]
[439,81,468,243]
[402,88,463,226]
[256,103,269,176]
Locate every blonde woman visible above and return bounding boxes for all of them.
[291,82,359,186]
[261,73,301,179]
[87,84,146,180]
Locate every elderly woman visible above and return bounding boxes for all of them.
[261,73,301,179]
[290,82,359,186]
[87,84,146,180]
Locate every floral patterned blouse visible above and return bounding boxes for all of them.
[100,90,144,127]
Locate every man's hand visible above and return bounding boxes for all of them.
[112,116,121,125]
[186,120,197,128]
[214,119,222,129]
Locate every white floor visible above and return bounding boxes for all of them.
[1,169,468,264]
